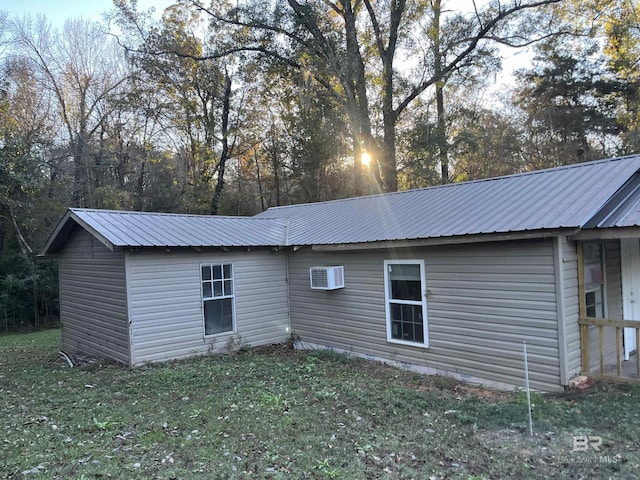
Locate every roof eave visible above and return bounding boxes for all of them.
[569,226,640,241]
[310,228,582,252]
[124,243,286,251]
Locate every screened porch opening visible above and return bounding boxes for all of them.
[578,240,640,381]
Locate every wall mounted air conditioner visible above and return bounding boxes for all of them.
[310,266,345,290]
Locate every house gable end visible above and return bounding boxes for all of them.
[41,210,116,256]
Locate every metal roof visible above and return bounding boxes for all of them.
[582,172,640,229]
[256,155,640,246]
[42,155,640,255]
[42,209,287,254]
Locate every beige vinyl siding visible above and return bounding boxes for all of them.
[126,249,289,365]
[59,227,130,364]
[560,237,581,379]
[289,239,562,391]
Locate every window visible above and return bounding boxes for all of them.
[384,260,428,347]
[201,263,235,335]
[583,242,606,318]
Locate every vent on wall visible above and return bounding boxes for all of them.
[310,266,345,290]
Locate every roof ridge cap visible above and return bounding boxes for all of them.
[263,155,640,212]
[70,208,281,221]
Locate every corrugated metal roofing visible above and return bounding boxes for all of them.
[43,209,287,253]
[610,201,640,228]
[256,155,640,245]
[42,155,640,254]
[582,172,640,229]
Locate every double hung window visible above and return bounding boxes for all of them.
[384,260,428,347]
[201,263,235,335]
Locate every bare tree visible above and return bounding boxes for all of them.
[12,15,131,206]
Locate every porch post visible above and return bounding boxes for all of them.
[553,236,569,385]
[577,241,590,373]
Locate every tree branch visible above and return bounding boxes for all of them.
[395,0,564,117]
[362,0,386,57]
[192,1,310,48]
[483,29,584,48]
[110,30,304,70]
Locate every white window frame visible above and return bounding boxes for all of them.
[200,262,237,337]
[384,259,428,348]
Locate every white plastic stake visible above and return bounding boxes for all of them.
[523,342,533,436]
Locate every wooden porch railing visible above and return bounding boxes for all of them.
[577,241,640,382]
[579,317,640,380]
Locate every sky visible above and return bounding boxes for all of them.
[1,0,530,91]
[1,0,173,27]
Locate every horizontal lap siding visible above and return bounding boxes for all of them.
[561,238,581,378]
[59,228,129,364]
[288,239,562,390]
[127,250,289,365]
[290,253,386,354]
[428,242,559,389]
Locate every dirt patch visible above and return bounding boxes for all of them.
[410,375,512,402]
[452,384,512,402]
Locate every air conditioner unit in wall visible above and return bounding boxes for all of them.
[310,266,345,290]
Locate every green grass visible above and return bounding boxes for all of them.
[1,329,640,479]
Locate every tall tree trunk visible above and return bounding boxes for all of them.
[381,50,397,191]
[73,138,86,207]
[343,0,380,194]
[271,147,281,206]
[254,151,266,212]
[432,0,449,183]
[96,125,105,191]
[135,153,147,211]
[436,83,448,183]
[0,216,6,259]
[5,205,33,256]
[211,71,233,215]
[379,0,402,193]
[353,134,363,196]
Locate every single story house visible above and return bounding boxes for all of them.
[42,155,640,391]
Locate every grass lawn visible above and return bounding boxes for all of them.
[1,330,639,479]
